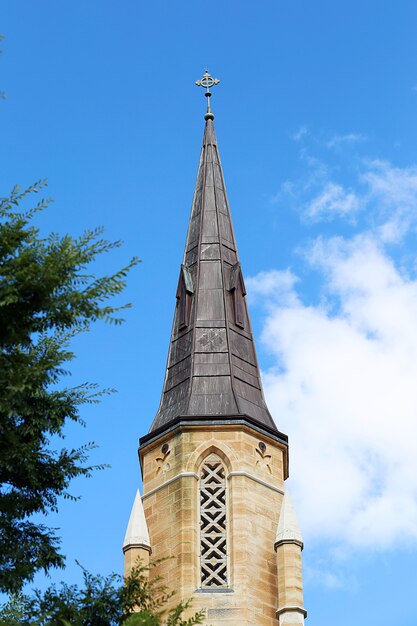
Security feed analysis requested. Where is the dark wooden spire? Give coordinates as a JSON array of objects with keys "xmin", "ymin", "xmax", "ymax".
[{"xmin": 146, "ymin": 119, "xmax": 285, "ymax": 442}]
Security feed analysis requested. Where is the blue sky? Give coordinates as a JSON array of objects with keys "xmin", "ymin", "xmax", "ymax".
[{"xmin": 2, "ymin": 2, "xmax": 417, "ymax": 625}]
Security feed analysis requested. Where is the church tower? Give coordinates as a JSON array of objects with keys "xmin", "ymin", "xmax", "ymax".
[{"xmin": 123, "ymin": 71, "xmax": 307, "ymax": 626}]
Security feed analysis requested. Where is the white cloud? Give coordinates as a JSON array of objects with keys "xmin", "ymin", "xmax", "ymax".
[
  {"xmin": 247, "ymin": 269, "xmax": 299, "ymax": 307},
  {"xmin": 306, "ymin": 182, "xmax": 361, "ymax": 220},
  {"xmin": 362, "ymin": 160, "xmax": 417, "ymax": 242},
  {"xmin": 261, "ymin": 139, "xmax": 417, "ymax": 583},
  {"xmin": 292, "ymin": 125, "xmax": 308, "ymax": 141},
  {"xmin": 326, "ymin": 133, "xmax": 366, "ymax": 148},
  {"xmin": 250, "ymin": 234, "xmax": 417, "ymax": 551},
  {"xmin": 281, "ymin": 157, "xmax": 417, "ymax": 233},
  {"xmin": 304, "ymin": 563, "xmax": 350, "ymax": 589}
]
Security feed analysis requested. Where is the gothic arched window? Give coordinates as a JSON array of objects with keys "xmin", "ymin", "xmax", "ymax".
[{"xmin": 199, "ymin": 453, "xmax": 228, "ymax": 588}]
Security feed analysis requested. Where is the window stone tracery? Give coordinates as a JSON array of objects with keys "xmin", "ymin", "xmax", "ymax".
[{"xmin": 199, "ymin": 453, "xmax": 228, "ymax": 588}]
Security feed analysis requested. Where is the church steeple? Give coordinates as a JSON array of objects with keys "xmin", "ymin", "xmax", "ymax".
[
  {"xmin": 145, "ymin": 78, "xmax": 287, "ymax": 452},
  {"xmin": 130, "ymin": 74, "xmax": 305, "ymax": 626}
]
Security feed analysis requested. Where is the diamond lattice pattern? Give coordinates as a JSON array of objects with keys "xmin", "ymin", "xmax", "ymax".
[{"xmin": 200, "ymin": 454, "xmax": 228, "ymax": 588}]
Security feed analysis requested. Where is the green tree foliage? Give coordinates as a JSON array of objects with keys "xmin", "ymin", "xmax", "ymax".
[
  {"xmin": 0, "ymin": 182, "xmax": 139, "ymax": 593},
  {"xmin": 0, "ymin": 562, "xmax": 206, "ymax": 626}
]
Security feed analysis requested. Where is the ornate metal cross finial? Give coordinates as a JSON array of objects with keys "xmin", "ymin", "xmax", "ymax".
[{"xmin": 196, "ymin": 69, "xmax": 220, "ymax": 121}]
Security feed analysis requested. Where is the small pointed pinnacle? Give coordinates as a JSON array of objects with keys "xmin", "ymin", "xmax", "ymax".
[
  {"xmin": 123, "ymin": 489, "xmax": 150, "ymax": 551},
  {"xmin": 275, "ymin": 490, "xmax": 304, "ymax": 550}
]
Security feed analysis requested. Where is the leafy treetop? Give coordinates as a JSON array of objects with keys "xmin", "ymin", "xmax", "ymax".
[
  {"xmin": 0, "ymin": 181, "xmax": 139, "ymax": 593},
  {"xmin": 0, "ymin": 561, "xmax": 206, "ymax": 626}
]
